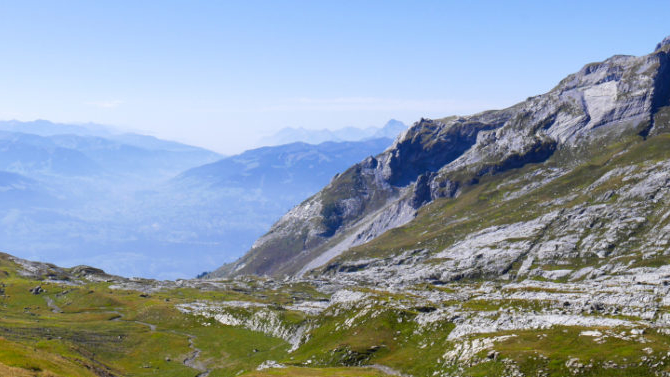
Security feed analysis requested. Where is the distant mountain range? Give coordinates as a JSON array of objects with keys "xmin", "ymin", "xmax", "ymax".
[
  {"xmin": 0, "ymin": 119, "xmax": 116, "ymax": 137},
  {"xmin": 0, "ymin": 120, "xmax": 397, "ymax": 279},
  {"xmin": 0, "ymin": 119, "xmax": 216, "ymax": 153},
  {"xmin": 130, "ymin": 138, "xmax": 394, "ymax": 278},
  {"xmin": 0, "ymin": 131, "xmax": 221, "ymax": 181},
  {"xmin": 258, "ymin": 119, "xmax": 407, "ymax": 146}
]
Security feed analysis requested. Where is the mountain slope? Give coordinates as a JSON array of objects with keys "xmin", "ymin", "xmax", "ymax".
[
  {"xmin": 0, "ymin": 119, "xmax": 220, "ymax": 153},
  {"xmin": 213, "ymin": 37, "xmax": 670, "ymax": 278},
  {"xmin": 124, "ymin": 138, "xmax": 396, "ymax": 277},
  {"xmin": 0, "ymin": 125, "xmax": 224, "ymax": 279},
  {"xmin": 0, "ymin": 123, "xmax": 392, "ymax": 279},
  {"xmin": 0, "ymin": 129, "xmax": 221, "ymax": 180},
  {"xmin": 174, "ymin": 138, "xmax": 393, "ymax": 194},
  {"xmin": 0, "ymin": 119, "xmax": 116, "ymax": 137}
]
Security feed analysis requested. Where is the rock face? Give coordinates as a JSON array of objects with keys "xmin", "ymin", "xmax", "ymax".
[
  {"xmin": 210, "ymin": 36, "xmax": 670, "ymax": 279},
  {"xmin": 657, "ymin": 36, "xmax": 670, "ymax": 52}
]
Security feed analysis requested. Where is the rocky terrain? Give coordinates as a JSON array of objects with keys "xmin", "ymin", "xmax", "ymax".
[
  {"xmin": 5, "ymin": 237, "xmax": 670, "ymax": 376},
  {"xmin": 3, "ymin": 37, "xmax": 670, "ymax": 376}
]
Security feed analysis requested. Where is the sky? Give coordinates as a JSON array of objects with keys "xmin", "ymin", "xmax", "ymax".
[{"xmin": 0, "ymin": 1, "xmax": 668, "ymax": 154}]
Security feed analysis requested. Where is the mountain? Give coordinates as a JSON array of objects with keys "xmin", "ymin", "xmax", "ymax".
[
  {"xmin": 0, "ymin": 171, "xmax": 53, "ymax": 208},
  {"xmin": 174, "ymin": 138, "xmax": 394, "ymax": 194},
  {"xmin": 46, "ymin": 133, "xmax": 221, "ymax": 179},
  {"xmin": 0, "ymin": 124, "xmax": 224, "ymax": 279},
  {"xmin": 371, "ymin": 118, "xmax": 409, "ymax": 139},
  {"xmin": 5, "ymin": 37, "xmax": 670, "ymax": 377},
  {"xmin": 213, "ymin": 37, "xmax": 670, "ymax": 281},
  {"xmin": 0, "ymin": 119, "xmax": 116, "ymax": 137},
  {"xmin": 0, "ymin": 120, "xmax": 221, "ymax": 177},
  {"xmin": 125, "ymin": 138, "xmax": 395, "ymax": 277},
  {"xmin": 0, "ymin": 131, "xmax": 101, "ymax": 177},
  {"xmin": 258, "ymin": 119, "xmax": 407, "ymax": 145},
  {"xmin": 0, "ymin": 125, "xmax": 393, "ymax": 279},
  {"xmin": 0, "ymin": 131, "xmax": 222, "ymax": 181}
]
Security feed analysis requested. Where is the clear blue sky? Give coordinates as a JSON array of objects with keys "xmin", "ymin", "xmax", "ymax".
[{"xmin": 0, "ymin": 1, "xmax": 668, "ymax": 154}]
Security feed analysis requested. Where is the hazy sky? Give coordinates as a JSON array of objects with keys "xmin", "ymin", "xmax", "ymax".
[{"xmin": 0, "ymin": 1, "xmax": 668, "ymax": 154}]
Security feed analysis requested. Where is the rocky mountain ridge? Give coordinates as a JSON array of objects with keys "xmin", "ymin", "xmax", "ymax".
[{"xmin": 212, "ymin": 36, "xmax": 670, "ymax": 279}]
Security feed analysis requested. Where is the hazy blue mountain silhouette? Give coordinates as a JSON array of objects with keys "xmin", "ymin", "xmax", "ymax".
[
  {"xmin": 259, "ymin": 119, "xmax": 407, "ymax": 146},
  {"xmin": 0, "ymin": 120, "xmax": 395, "ymax": 279},
  {"xmin": 131, "ymin": 138, "xmax": 395, "ymax": 278}
]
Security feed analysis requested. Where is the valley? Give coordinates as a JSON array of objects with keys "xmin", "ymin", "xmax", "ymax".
[{"xmin": 2, "ymin": 24, "xmax": 670, "ymax": 377}]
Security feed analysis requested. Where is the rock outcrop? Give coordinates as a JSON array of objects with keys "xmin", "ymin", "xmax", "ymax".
[{"xmin": 211, "ymin": 36, "xmax": 670, "ymax": 279}]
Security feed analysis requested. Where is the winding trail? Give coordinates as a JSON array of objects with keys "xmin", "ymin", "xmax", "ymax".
[
  {"xmin": 175, "ymin": 331, "xmax": 211, "ymax": 377},
  {"xmin": 134, "ymin": 320, "xmax": 157, "ymax": 331},
  {"xmin": 106, "ymin": 309, "xmax": 158, "ymax": 331},
  {"xmin": 67, "ymin": 306, "xmax": 209, "ymax": 376}
]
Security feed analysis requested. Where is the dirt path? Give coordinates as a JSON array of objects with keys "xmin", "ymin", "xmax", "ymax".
[
  {"xmin": 40, "ymin": 301, "xmax": 210, "ymax": 376},
  {"xmin": 108, "ymin": 309, "xmax": 209, "ymax": 376},
  {"xmin": 38, "ymin": 304, "xmax": 212, "ymax": 377},
  {"xmin": 176, "ymin": 332, "xmax": 211, "ymax": 377},
  {"xmin": 106, "ymin": 309, "xmax": 157, "ymax": 331},
  {"xmin": 134, "ymin": 320, "xmax": 157, "ymax": 331}
]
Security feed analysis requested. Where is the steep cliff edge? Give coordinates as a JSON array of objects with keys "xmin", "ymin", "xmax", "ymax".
[{"xmin": 210, "ymin": 37, "xmax": 670, "ymax": 279}]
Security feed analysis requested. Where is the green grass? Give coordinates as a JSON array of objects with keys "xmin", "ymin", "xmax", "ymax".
[
  {"xmin": 3, "ymin": 249, "xmax": 670, "ymax": 376},
  {"xmin": 488, "ymin": 327, "xmax": 670, "ymax": 376},
  {"xmin": 0, "ymin": 253, "xmax": 295, "ymax": 376}
]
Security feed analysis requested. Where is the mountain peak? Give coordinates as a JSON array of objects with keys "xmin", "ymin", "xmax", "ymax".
[
  {"xmin": 656, "ymin": 35, "xmax": 670, "ymax": 52},
  {"xmin": 383, "ymin": 119, "xmax": 403, "ymax": 127}
]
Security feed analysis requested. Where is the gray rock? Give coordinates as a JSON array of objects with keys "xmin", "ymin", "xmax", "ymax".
[{"xmin": 29, "ymin": 286, "xmax": 44, "ymax": 295}]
